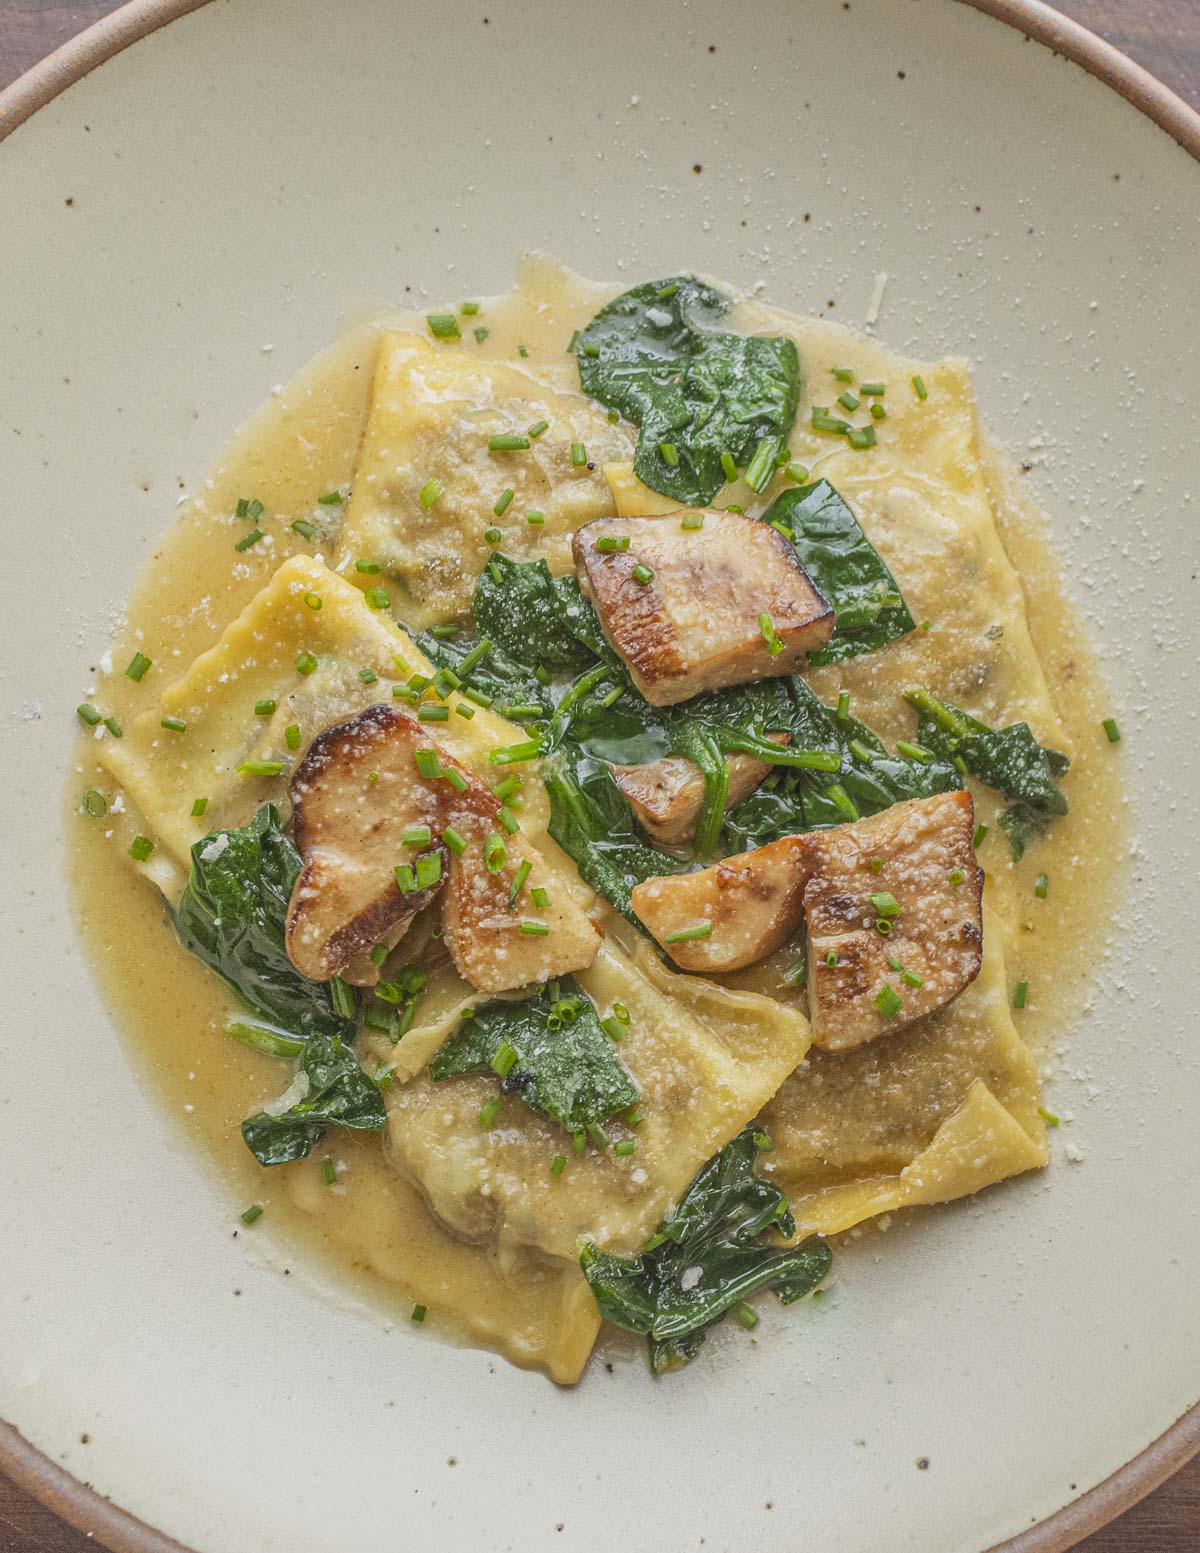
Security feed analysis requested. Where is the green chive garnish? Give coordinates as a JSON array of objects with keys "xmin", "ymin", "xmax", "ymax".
[
  {"xmin": 631, "ymin": 563, "xmax": 654, "ymax": 585},
  {"xmin": 295, "ymin": 651, "xmax": 317, "ymax": 676},
  {"xmin": 1037, "ymin": 1106, "xmax": 1060, "ymax": 1127},
  {"xmin": 128, "ymin": 835, "xmax": 154, "ymax": 862},
  {"xmin": 758, "ymin": 612, "xmax": 785, "ymax": 656},
  {"xmin": 948, "ymin": 868, "xmax": 966, "ymax": 887},
  {"xmin": 414, "ymin": 748, "xmax": 443, "ymax": 779},
  {"xmin": 236, "ymin": 759, "xmax": 286, "ymax": 777},
  {"xmin": 662, "ymin": 923, "xmax": 712, "ymax": 944},
  {"xmin": 191, "ymin": 797, "xmax": 208, "ymax": 817},
  {"xmin": 973, "ymin": 824, "xmax": 988, "ymax": 849},
  {"xmin": 875, "ymin": 984, "xmax": 904, "ymax": 1019},
  {"xmin": 595, "ymin": 534, "xmax": 630, "ymax": 553},
  {"xmin": 681, "ymin": 511, "xmax": 704, "ymax": 531},
  {"xmin": 1014, "ymin": 979, "xmax": 1029, "ymax": 1009},
  {"xmin": 411, "ymin": 1304, "xmax": 427, "ymax": 1322},
  {"xmin": 488, "ymin": 434, "xmax": 531, "ymax": 452},
  {"xmin": 1102, "ymin": 718, "xmax": 1121, "ymax": 744},
  {"xmin": 613, "ymin": 1139, "xmax": 636, "ymax": 1157},
  {"xmin": 912, "ymin": 374, "xmax": 928, "ymax": 400},
  {"xmin": 489, "ymin": 739, "xmax": 541, "ymax": 765},
  {"xmin": 364, "ymin": 589, "xmax": 390, "ymax": 610},
  {"xmin": 125, "ymin": 652, "xmax": 152, "ymax": 681},
  {"xmin": 419, "ymin": 478, "xmax": 442, "ymax": 509},
  {"xmin": 442, "ymin": 826, "xmax": 467, "ymax": 857},
  {"xmin": 570, "ymin": 442, "xmax": 587, "ymax": 466},
  {"xmin": 240, "ymin": 1204, "xmax": 264, "ymax": 1225},
  {"xmin": 659, "ymin": 442, "xmax": 679, "ymax": 468},
  {"xmin": 76, "ymin": 703, "xmax": 102, "ymax": 726},
  {"xmin": 427, "ymin": 313, "xmax": 460, "ymax": 339},
  {"xmin": 81, "ymin": 787, "xmax": 107, "ymax": 817},
  {"xmin": 478, "ymin": 1095, "xmax": 502, "ymax": 1129},
  {"xmin": 527, "ymin": 419, "xmax": 549, "ymax": 439},
  {"xmin": 160, "ymin": 716, "xmax": 187, "ymax": 733},
  {"xmin": 234, "ymin": 529, "xmax": 264, "ymax": 552},
  {"xmin": 493, "ymin": 489, "xmax": 514, "ymax": 517},
  {"xmin": 255, "ymin": 699, "xmax": 277, "ymax": 717},
  {"xmin": 1034, "ymin": 873, "xmax": 1049, "ymax": 899},
  {"xmin": 518, "ymin": 921, "xmax": 550, "ymax": 936},
  {"xmin": 526, "ymin": 509, "xmax": 545, "ymax": 525},
  {"xmin": 550, "ymin": 1155, "xmax": 566, "ymax": 1177},
  {"xmin": 284, "ymin": 724, "xmax": 301, "ymax": 750}
]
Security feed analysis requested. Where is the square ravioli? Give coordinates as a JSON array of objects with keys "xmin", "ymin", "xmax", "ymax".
[{"xmin": 335, "ymin": 331, "xmax": 633, "ymax": 627}]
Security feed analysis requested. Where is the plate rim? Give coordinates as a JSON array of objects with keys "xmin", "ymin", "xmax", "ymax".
[{"xmin": 0, "ymin": 2, "xmax": 1196, "ymax": 1550}]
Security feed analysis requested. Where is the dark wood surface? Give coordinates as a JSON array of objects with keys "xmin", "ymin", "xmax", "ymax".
[{"xmin": 0, "ymin": 1, "xmax": 1196, "ymax": 1549}]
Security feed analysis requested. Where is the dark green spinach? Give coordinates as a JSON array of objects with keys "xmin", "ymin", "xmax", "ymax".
[
  {"xmin": 430, "ymin": 976, "xmax": 639, "ymax": 1136},
  {"xmin": 241, "ymin": 1032, "xmax": 386, "ymax": 1166},
  {"xmin": 473, "ymin": 554, "xmax": 598, "ymax": 676},
  {"xmin": 724, "ymin": 680, "xmax": 961, "ymax": 851},
  {"xmin": 762, "ymin": 480, "xmax": 915, "ymax": 663},
  {"xmin": 904, "ymin": 687, "xmax": 1069, "ymax": 859},
  {"xmin": 174, "ymin": 804, "xmax": 352, "ymax": 1043},
  {"xmin": 577, "ymin": 276, "xmax": 801, "ymax": 506},
  {"xmin": 414, "ymin": 628, "xmax": 553, "ymax": 721},
  {"xmin": 580, "ymin": 1126, "xmax": 832, "ymax": 1372}
]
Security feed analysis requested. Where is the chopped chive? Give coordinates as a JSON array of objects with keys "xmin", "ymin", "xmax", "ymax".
[
  {"xmin": 1014, "ymin": 979, "xmax": 1029, "ymax": 1010},
  {"xmin": 369, "ymin": 942, "xmax": 389, "ymax": 967},
  {"xmin": 681, "ymin": 511, "xmax": 705, "ymax": 531},
  {"xmin": 318, "ymin": 490, "xmax": 343, "ymax": 506},
  {"xmin": 860, "ymin": 382, "xmax": 886, "ymax": 397},
  {"xmin": 496, "ymin": 806, "xmax": 519, "ymax": 835},
  {"xmin": 786, "ymin": 462, "xmax": 810, "ymax": 484},
  {"xmin": 832, "ymin": 367, "xmax": 855, "ymax": 382},
  {"xmin": 601, "ymin": 1015, "xmax": 626, "ymax": 1042},
  {"xmin": 948, "ymin": 868, "xmax": 966, "ymax": 887},
  {"xmin": 719, "ymin": 451, "xmax": 738, "ymax": 483},
  {"xmin": 1102, "ymin": 717, "xmax": 1121, "ymax": 744},
  {"xmin": 284, "ymin": 724, "xmax": 301, "ymax": 751},
  {"xmin": 394, "ymin": 863, "xmax": 417, "ymax": 893},
  {"xmin": 295, "ymin": 651, "xmax": 318, "ymax": 676},
  {"xmin": 489, "ymin": 739, "xmax": 541, "ymax": 765},
  {"xmin": 812, "ymin": 408, "xmax": 852, "ymax": 435},
  {"xmin": 581, "ymin": 341, "xmax": 600, "ymax": 358},
  {"xmin": 364, "ymin": 589, "xmax": 390, "ymax": 610},
  {"xmin": 414, "ymin": 749, "xmax": 443, "ymax": 781},
  {"xmin": 835, "ymin": 690, "xmax": 852, "ymax": 722},
  {"xmin": 725, "ymin": 503, "xmax": 745, "ymax": 514},
  {"xmin": 358, "ymin": 668, "xmax": 379, "ymax": 688},
  {"xmin": 408, "ymin": 673, "xmax": 432, "ymax": 694},
  {"xmin": 587, "ymin": 1123, "xmax": 610, "ymax": 1151},
  {"xmin": 758, "ymin": 612, "xmax": 785, "ymax": 656},
  {"xmin": 838, "ymin": 391, "xmax": 860, "ymax": 412},
  {"xmin": 411, "ymin": 1303, "xmax": 428, "ymax": 1323},
  {"xmin": 81, "ymin": 787, "xmax": 107, "ymax": 817},
  {"xmin": 875, "ymin": 984, "xmax": 904, "ymax": 1019},
  {"xmin": 473, "ymin": 326, "xmax": 489, "ymax": 344},
  {"xmin": 1037, "ymin": 1106, "xmax": 1060, "ymax": 1127},
  {"xmin": 507, "ymin": 858, "xmax": 533, "ymax": 908},
  {"xmin": 870, "ymin": 403, "xmax": 887, "ymax": 421},
  {"xmin": 255, "ymin": 698, "xmax": 277, "ymax": 717},
  {"xmin": 631, "ymin": 563, "xmax": 654, "ymax": 585},
  {"xmin": 973, "ymin": 823, "xmax": 989, "ymax": 849},
  {"xmin": 103, "ymin": 716, "xmax": 123, "ymax": 738},
  {"xmin": 595, "ymin": 534, "xmax": 630, "ymax": 554},
  {"xmin": 875, "ymin": 918, "xmax": 893, "ymax": 936},
  {"xmin": 76, "ymin": 703, "xmax": 102, "ymax": 726},
  {"xmin": 613, "ymin": 1139, "xmax": 636, "ymax": 1157},
  {"xmin": 825, "ymin": 949, "xmax": 839, "ymax": 967},
  {"xmin": 752, "ymin": 1131, "xmax": 773, "ymax": 1152},
  {"xmin": 1034, "ymin": 873, "xmax": 1049, "ymax": 899},
  {"xmin": 125, "ymin": 651, "xmax": 153, "ymax": 681},
  {"xmin": 355, "ymin": 558, "xmax": 381, "ymax": 574},
  {"xmin": 403, "ymin": 824, "xmax": 432, "ymax": 847},
  {"xmin": 550, "ymin": 1154, "xmax": 566, "ymax": 1177},
  {"xmin": 235, "ymin": 498, "xmax": 249, "ymax": 519},
  {"xmin": 491, "ymin": 1040, "xmax": 519, "ymax": 1078},
  {"xmin": 531, "ymin": 886, "xmax": 550, "ymax": 908},
  {"xmin": 444, "ymin": 767, "xmax": 468, "ymax": 793},
  {"xmin": 478, "ymin": 1095, "xmax": 502, "ymax": 1129},
  {"xmin": 566, "ymin": 329, "xmax": 580, "ymax": 354},
  {"xmin": 292, "ymin": 519, "xmax": 319, "ymax": 540},
  {"xmin": 782, "ymin": 958, "xmax": 808, "ymax": 989},
  {"xmin": 128, "ymin": 835, "xmax": 154, "ymax": 862},
  {"xmin": 662, "ymin": 923, "xmax": 712, "ymax": 944},
  {"xmin": 901, "ymin": 968, "xmax": 924, "ymax": 989},
  {"xmin": 518, "ymin": 344, "xmax": 529, "ymax": 358},
  {"xmin": 240, "ymin": 1204, "xmax": 264, "ymax": 1225},
  {"xmin": 416, "ymin": 852, "xmax": 443, "ymax": 889},
  {"xmin": 304, "ymin": 592, "xmax": 322, "ymax": 612},
  {"xmin": 526, "ymin": 509, "xmax": 545, "ymax": 526},
  {"xmin": 869, "ymin": 891, "xmax": 901, "ymax": 917},
  {"xmin": 488, "ymin": 434, "xmax": 531, "ymax": 452},
  {"xmin": 744, "ymin": 437, "xmax": 779, "ymax": 493},
  {"xmin": 656, "ymin": 283, "xmax": 679, "ymax": 300},
  {"xmin": 160, "ymin": 716, "xmax": 187, "ymax": 733},
  {"xmin": 527, "ymin": 419, "xmax": 549, "ymax": 439},
  {"xmin": 417, "ymin": 704, "xmax": 450, "ymax": 723},
  {"xmin": 455, "ymin": 703, "xmax": 475, "ymax": 720},
  {"xmin": 427, "ymin": 312, "xmax": 460, "ymax": 339},
  {"xmin": 236, "ymin": 759, "xmax": 286, "ymax": 777},
  {"xmin": 493, "ymin": 489, "xmax": 514, "ymax": 517},
  {"xmin": 887, "ymin": 955, "xmax": 903, "ymax": 973},
  {"xmin": 321, "ymin": 1157, "xmax": 337, "ymax": 1186},
  {"xmin": 234, "ymin": 528, "xmax": 264, "ymax": 552},
  {"xmin": 869, "ymin": 857, "xmax": 884, "ymax": 873},
  {"xmin": 570, "ymin": 442, "xmax": 587, "ymax": 467},
  {"xmin": 519, "ymin": 920, "xmax": 550, "ymax": 936},
  {"xmin": 659, "ymin": 442, "xmax": 680, "ymax": 468},
  {"xmin": 461, "ymin": 301, "xmax": 480, "ymax": 316},
  {"xmin": 330, "ymin": 975, "xmax": 356, "ymax": 1019},
  {"xmin": 442, "ymin": 826, "xmax": 467, "ymax": 858},
  {"xmin": 484, "ymin": 832, "xmax": 507, "ymax": 873},
  {"xmin": 912, "ymin": 374, "xmax": 928, "ymax": 401},
  {"xmin": 191, "ymin": 797, "xmax": 208, "ymax": 817},
  {"xmin": 848, "ymin": 425, "xmax": 877, "ymax": 450},
  {"xmin": 419, "ymin": 478, "xmax": 442, "ymax": 509},
  {"xmin": 243, "ymin": 498, "xmax": 264, "ymax": 520},
  {"xmin": 732, "ymin": 1302, "xmax": 759, "ymax": 1331}
]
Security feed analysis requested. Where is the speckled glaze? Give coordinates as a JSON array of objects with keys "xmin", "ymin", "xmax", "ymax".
[{"xmin": 0, "ymin": 3, "xmax": 1197, "ymax": 1553}]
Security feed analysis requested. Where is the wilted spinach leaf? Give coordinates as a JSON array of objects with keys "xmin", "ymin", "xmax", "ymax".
[
  {"xmin": 473, "ymin": 554, "xmax": 597, "ymax": 676},
  {"xmin": 904, "ymin": 687, "xmax": 1068, "ymax": 859},
  {"xmin": 724, "ymin": 679, "xmax": 961, "ymax": 851},
  {"xmin": 241, "ymin": 1032, "xmax": 386, "ymax": 1166},
  {"xmin": 174, "ymin": 804, "xmax": 351, "ymax": 1043},
  {"xmin": 577, "ymin": 276, "xmax": 801, "ymax": 506},
  {"xmin": 415, "ymin": 627, "xmax": 552, "ymax": 721},
  {"xmin": 431, "ymin": 976, "xmax": 638, "ymax": 1135},
  {"xmin": 580, "ymin": 1126, "xmax": 831, "ymax": 1372},
  {"xmin": 762, "ymin": 480, "xmax": 915, "ymax": 664}
]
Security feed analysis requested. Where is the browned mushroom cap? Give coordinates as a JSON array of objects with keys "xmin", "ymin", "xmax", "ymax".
[
  {"xmin": 573, "ymin": 510, "xmax": 834, "ymax": 707},
  {"xmin": 800, "ymin": 790, "xmax": 983, "ymax": 1050},
  {"xmin": 611, "ymin": 735, "xmax": 789, "ymax": 849},
  {"xmin": 285, "ymin": 705, "xmax": 447, "ymax": 982},
  {"xmin": 439, "ymin": 769, "xmax": 602, "ymax": 994},
  {"xmin": 630, "ymin": 835, "xmax": 809, "ymax": 972}
]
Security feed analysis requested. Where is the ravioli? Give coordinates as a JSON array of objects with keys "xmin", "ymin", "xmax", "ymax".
[
  {"xmin": 384, "ymin": 938, "xmax": 810, "ymax": 1261},
  {"xmin": 758, "ymin": 899, "xmax": 1047, "ymax": 1237},
  {"xmin": 335, "ymin": 332, "xmax": 633, "ymax": 627},
  {"xmin": 98, "ymin": 555, "xmax": 560, "ymax": 881}
]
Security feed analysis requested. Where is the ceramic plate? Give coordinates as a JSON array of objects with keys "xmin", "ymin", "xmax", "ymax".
[{"xmin": 1, "ymin": 3, "xmax": 1197, "ymax": 1550}]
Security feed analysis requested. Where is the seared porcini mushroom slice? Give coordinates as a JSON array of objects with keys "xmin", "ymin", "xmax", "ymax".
[
  {"xmin": 573, "ymin": 510, "xmax": 834, "ymax": 707},
  {"xmin": 800, "ymin": 790, "xmax": 983, "ymax": 1051},
  {"xmin": 439, "ymin": 767, "xmax": 602, "ymax": 995},
  {"xmin": 611, "ymin": 735, "xmax": 789, "ymax": 849},
  {"xmin": 286, "ymin": 705, "xmax": 447, "ymax": 981},
  {"xmin": 631, "ymin": 835, "xmax": 809, "ymax": 972}
]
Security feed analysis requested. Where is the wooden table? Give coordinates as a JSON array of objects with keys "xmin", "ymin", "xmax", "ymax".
[{"xmin": 0, "ymin": 1, "xmax": 1196, "ymax": 1548}]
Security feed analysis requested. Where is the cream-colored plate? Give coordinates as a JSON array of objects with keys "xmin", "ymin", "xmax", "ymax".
[{"xmin": 1, "ymin": 3, "xmax": 1197, "ymax": 1551}]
